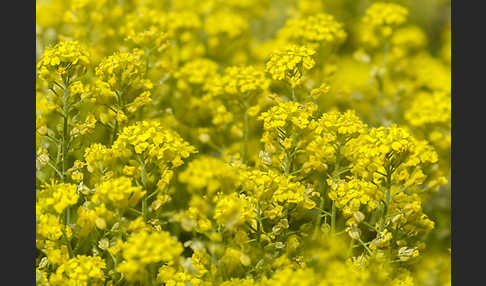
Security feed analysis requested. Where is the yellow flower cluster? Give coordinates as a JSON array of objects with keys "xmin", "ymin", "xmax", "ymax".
[
  {"xmin": 166, "ymin": 11, "xmax": 202, "ymax": 37},
  {"xmin": 408, "ymin": 53, "xmax": 451, "ymax": 92},
  {"xmin": 92, "ymin": 176, "xmax": 146, "ymax": 210},
  {"xmin": 214, "ymin": 192, "xmax": 255, "ymax": 230},
  {"xmin": 122, "ymin": 9, "xmax": 169, "ymax": 52},
  {"xmin": 157, "ymin": 267, "xmax": 205, "ymax": 286},
  {"xmin": 37, "ymin": 40, "xmax": 90, "ymax": 83},
  {"xmin": 176, "ymin": 196, "xmax": 213, "ymax": 232},
  {"xmin": 344, "ymin": 125, "xmax": 438, "ymax": 181},
  {"xmin": 405, "ymin": 90, "xmax": 451, "ymax": 154},
  {"xmin": 240, "ymin": 169, "xmax": 316, "ymax": 209},
  {"xmin": 389, "ymin": 193, "xmax": 435, "ymax": 234},
  {"xmin": 363, "ymin": 2, "xmax": 408, "ymax": 38},
  {"xmin": 36, "ymin": 211, "xmax": 68, "ymax": 241},
  {"xmin": 208, "ymin": 66, "xmax": 269, "ymax": 99},
  {"xmin": 117, "ymin": 230, "xmax": 183, "ymax": 281},
  {"xmin": 277, "ymin": 13, "xmax": 347, "ymax": 47},
  {"xmin": 93, "ymin": 49, "xmax": 155, "ymax": 123},
  {"xmin": 261, "ymin": 267, "xmax": 318, "ymax": 286},
  {"xmin": 36, "ymin": 0, "xmax": 450, "ymax": 285},
  {"xmin": 328, "ymin": 177, "xmax": 382, "ymax": 217},
  {"xmin": 111, "ymin": 120, "xmax": 197, "ymax": 168},
  {"xmin": 175, "ymin": 58, "xmax": 219, "ymax": 88},
  {"xmin": 83, "ymin": 143, "xmax": 114, "ymax": 174},
  {"xmin": 259, "ymin": 101, "xmax": 317, "ymax": 158},
  {"xmin": 265, "ymin": 45, "xmax": 316, "ymax": 88},
  {"xmin": 259, "ymin": 100, "xmax": 316, "ymax": 131},
  {"xmin": 75, "ymin": 202, "xmax": 114, "ymax": 236},
  {"xmin": 49, "ymin": 255, "xmax": 106, "ymax": 286},
  {"xmin": 306, "ymin": 110, "xmax": 368, "ymax": 170},
  {"xmin": 204, "ymin": 11, "xmax": 249, "ymax": 41},
  {"xmin": 178, "ymin": 156, "xmax": 239, "ymax": 197},
  {"xmin": 390, "ymin": 26, "xmax": 428, "ymax": 58},
  {"xmin": 405, "ymin": 91, "xmax": 451, "ymax": 128},
  {"xmin": 37, "ymin": 181, "xmax": 79, "ymax": 215},
  {"xmin": 95, "ymin": 49, "xmax": 151, "ymax": 95}
]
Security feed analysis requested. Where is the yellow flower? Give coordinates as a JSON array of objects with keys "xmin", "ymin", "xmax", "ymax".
[
  {"xmin": 36, "ymin": 213, "xmax": 65, "ymax": 241},
  {"xmin": 117, "ymin": 230, "xmax": 183, "ymax": 282},
  {"xmin": 76, "ymin": 203, "xmax": 114, "ymax": 237},
  {"xmin": 92, "ymin": 176, "xmax": 146, "ymax": 210},
  {"xmin": 405, "ymin": 91, "xmax": 451, "ymax": 128},
  {"xmin": 344, "ymin": 125, "xmax": 438, "ymax": 181},
  {"xmin": 95, "ymin": 49, "xmax": 153, "ymax": 115},
  {"xmin": 204, "ymin": 11, "xmax": 248, "ymax": 40},
  {"xmin": 49, "ymin": 255, "xmax": 106, "ymax": 286},
  {"xmin": 37, "ymin": 40, "xmax": 90, "ymax": 83},
  {"xmin": 178, "ymin": 156, "xmax": 239, "ymax": 197},
  {"xmin": 363, "ymin": 2, "xmax": 408, "ymax": 38},
  {"xmin": 37, "ymin": 181, "xmax": 79, "ymax": 215},
  {"xmin": 240, "ymin": 168, "xmax": 316, "ymax": 209},
  {"xmin": 265, "ymin": 45, "xmax": 316, "ymax": 88},
  {"xmin": 206, "ymin": 65, "xmax": 269, "ymax": 98},
  {"xmin": 175, "ymin": 58, "xmax": 219, "ymax": 88},
  {"xmin": 328, "ymin": 177, "xmax": 382, "ymax": 217},
  {"xmin": 213, "ymin": 192, "xmax": 254, "ymax": 230},
  {"xmin": 306, "ymin": 110, "xmax": 367, "ymax": 170},
  {"xmin": 258, "ymin": 101, "xmax": 318, "ymax": 164},
  {"xmin": 111, "ymin": 120, "xmax": 197, "ymax": 169},
  {"xmin": 84, "ymin": 143, "xmax": 114, "ymax": 173},
  {"xmin": 277, "ymin": 13, "xmax": 347, "ymax": 46}
]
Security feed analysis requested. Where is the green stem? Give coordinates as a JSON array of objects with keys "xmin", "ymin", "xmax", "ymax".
[
  {"xmin": 66, "ymin": 208, "xmax": 71, "ymax": 225},
  {"xmin": 108, "ymin": 251, "xmax": 118, "ymax": 283},
  {"xmin": 358, "ymin": 238, "xmax": 373, "ymax": 255},
  {"xmin": 362, "ymin": 221, "xmax": 378, "ymax": 232},
  {"xmin": 61, "ymin": 83, "xmax": 70, "ymax": 182},
  {"xmin": 242, "ymin": 100, "xmax": 249, "ymax": 164},
  {"xmin": 148, "ymin": 264, "xmax": 155, "ymax": 286},
  {"xmin": 61, "ymin": 80, "xmax": 72, "ymax": 227},
  {"xmin": 256, "ymin": 202, "xmax": 263, "ymax": 246},
  {"xmin": 331, "ymin": 202, "xmax": 336, "ymax": 234},
  {"xmin": 61, "ymin": 227, "xmax": 74, "ymax": 258},
  {"xmin": 137, "ymin": 156, "xmax": 149, "ymax": 221},
  {"xmin": 378, "ymin": 172, "xmax": 392, "ymax": 233},
  {"xmin": 291, "ymin": 87, "xmax": 296, "ymax": 101},
  {"xmin": 383, "ymin": 41, "xmax": 389, "ymax": 69},
  {"xmin": 283, "ymin": 151, "xmax": 291, "ymax": 175},
  {"xmin": 46, "ymin": 160, "xmax": 63, "ymax": 179},
  {"xmin": 145, "ymin": 48, "xmax": 150, "ymax": 75},
  {"xmin": 142, "ymin": 195, "xmax": 148, "ymax": 221},
  {"xmin": 330, "ymin": 144, "xmax": 342, "ymax": 235},
  {"xmin": 347, "ymin": 238, "xmax": 355, "ymax": 257},
  {"xmin": 313, "ymin": 182, "xmax": 326, "ymax": 239},
  {"xmin": 112, "ymin": 89, "xmax": 125, "ymax": 143},
  {"xmin": 111, "ymin": 119, "xmax": 118, "ymax": 145},
  {"xmin": 128, "ymin": 208, "xmax": 143, "ymax": 216}
]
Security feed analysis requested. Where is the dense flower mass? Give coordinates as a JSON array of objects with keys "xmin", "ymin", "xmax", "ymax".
[
  {"xmin": 117, "ymin": 230, "xmax": 183, "ymax": 282},
  {"xmin": 48, "ymin": 255, "xmax": 106, "ymax": 286},
  {"xmin": 111, "ymin": 120, "xmax": 197, "ymax": 167},
  {"xmin": 210, "ymin": 65, "xmax": 270, "ymax": 98},
  {"xmin": 363, "ymin": 2, "xmax": 409, "ymax": 38},
  {"xmin": 36, "ymin": 1, "xmax": 450, "ymax": 285},
  {"xmin": 37, "ymin": 40, "xmax": 90, "ymax": 83},
  {"xmin": 277, "ymin": 13, "xmax": 347, "ymax": 47},
  {"xmin": 265, "ymin": 45, "xmax": 316, "ymax": 88},
  {"xmin": 92, "ymin": 176, "xmax": 146, "ymax": 209}
]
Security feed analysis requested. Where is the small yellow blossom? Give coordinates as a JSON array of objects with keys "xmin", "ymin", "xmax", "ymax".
[
  {"xmin": 265, "ymin": 45, "xmax": 316, "ymax": 88},
  {"xmin": 49, "ymin": 255, "xmax": 106, "ymax": 286}
]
